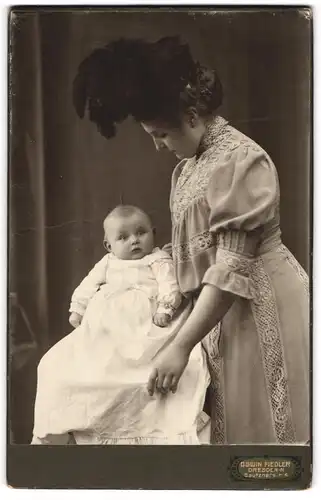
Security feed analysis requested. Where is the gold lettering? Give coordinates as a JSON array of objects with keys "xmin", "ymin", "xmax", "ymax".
[
  {"xmin": 239, "ymin": 458, "xmax": 293, "ymax": 479},
  {"xmin": 269, "ymin": 461, "xmax": 291, "ymax": 468}
]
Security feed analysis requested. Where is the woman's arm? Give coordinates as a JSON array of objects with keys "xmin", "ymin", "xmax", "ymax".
[
  {"xmin": 174, "ymin": 284, "xmax": 234, "ymax": 351},
  {"xmin": 147, "ymin": 146, "xmax": 278, "ymax": 396},
  {"xmin": 147, "ymin": 284, "xmax": 235, "ymax": 395}
]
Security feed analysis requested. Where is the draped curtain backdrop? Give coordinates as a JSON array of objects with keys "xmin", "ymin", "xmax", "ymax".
[{"xmin": 9, "ymin": 9, "xmax": 311, "ymax": 442}]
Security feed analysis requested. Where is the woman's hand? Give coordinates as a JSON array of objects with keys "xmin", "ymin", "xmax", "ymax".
[{"xmin": 147, "ymin": 343, "xmax": 190, "ymax": 396}]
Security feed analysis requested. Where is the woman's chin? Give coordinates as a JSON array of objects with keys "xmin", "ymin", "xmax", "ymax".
[{"xmin": 174, "ymin": 151, "xmax": 195, "ymax": 160}]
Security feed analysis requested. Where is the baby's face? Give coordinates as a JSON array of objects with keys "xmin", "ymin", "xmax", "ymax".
[{"xmin": 105, "ymin": 212, "xmax": 155, "ymax": 260}]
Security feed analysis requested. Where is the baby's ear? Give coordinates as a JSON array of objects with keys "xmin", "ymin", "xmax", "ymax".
[
  {"xmin": 152, "ymin": 227, "xmax": 156, "ymax": 237},
  {"xmin": 103, "ymin": 240, "xmax": 111, "ymax": 252}
]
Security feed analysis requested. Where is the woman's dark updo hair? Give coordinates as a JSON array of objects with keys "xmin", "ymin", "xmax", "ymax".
[{"xmin": 73, "ymin": 36, "xmax": 223, "ymax": 139}]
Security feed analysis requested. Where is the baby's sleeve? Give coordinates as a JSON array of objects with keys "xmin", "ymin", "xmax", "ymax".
[
  {"xmin": 69, "ymin": 255, "xmax": 108, "ymax": 316},
  {"xmin": 150, "ymin": 256, "xmax": 182, "ymax": 317}
]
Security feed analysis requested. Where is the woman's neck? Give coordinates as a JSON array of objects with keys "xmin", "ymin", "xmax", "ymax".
[{"xmin": 196, "ymin": 114, "xmax": 227, "ymax": 157}]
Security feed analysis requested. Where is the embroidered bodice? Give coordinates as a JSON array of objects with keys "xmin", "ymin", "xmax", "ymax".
[{"xmin": 169, "ymin": 116, "xmax": 282, "ymax": 297}]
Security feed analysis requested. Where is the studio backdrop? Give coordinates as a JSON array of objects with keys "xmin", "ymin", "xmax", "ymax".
[{"xmin": 9, "ymin": 9, "xmax": 311, "ymax": 443}]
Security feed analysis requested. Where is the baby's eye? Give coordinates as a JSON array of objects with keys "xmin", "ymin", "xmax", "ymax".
[
  {"xmin": 137, "ymin": 229, "xmax": 146, "ymax": 236},
  {"xmin": 118, "ymin": 235, "xmax": 127, "ymax": 241}
]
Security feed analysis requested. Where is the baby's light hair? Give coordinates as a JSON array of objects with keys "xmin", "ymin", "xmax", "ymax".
[{"xmin": 104, "ymin": 205, "xmax": 152, "ymax": 229}]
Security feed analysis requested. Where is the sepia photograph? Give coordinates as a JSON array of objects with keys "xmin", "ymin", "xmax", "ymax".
[{"xmin": 7, "ymin": 5, "xmax": 312, "ymax": 489}]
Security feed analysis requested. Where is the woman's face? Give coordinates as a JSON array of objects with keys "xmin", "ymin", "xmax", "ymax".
[{"xmin": 141, "ymin": 115, "xmax": 205, "ymax": 160}]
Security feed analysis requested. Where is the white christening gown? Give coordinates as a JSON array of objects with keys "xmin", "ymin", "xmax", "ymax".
[{"xmin": 32, "ymin": 248, "xmax": 210, "ymax": 445}]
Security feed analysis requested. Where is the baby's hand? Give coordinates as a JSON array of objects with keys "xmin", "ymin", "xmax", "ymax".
[
  {"xmin": 69, "ymin": 312, "xmax": 82, "ymax": 328},
  {"xmin": 153, "ymin": 313, "xmax": 171, "ymax": 328}
]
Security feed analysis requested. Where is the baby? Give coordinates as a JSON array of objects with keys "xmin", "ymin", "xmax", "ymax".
[
  {"xmin": 32, "ymin": 205, "xmax": 210, "ymax": 445},
  {"xmin": 69, "ymin": 205, "xmax": 175, "ymax": 330}
]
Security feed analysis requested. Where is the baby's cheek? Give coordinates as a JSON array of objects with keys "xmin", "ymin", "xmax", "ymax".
[{"xmin": 147, "ymin": 235, "xmax": 155, "ymax": 249}]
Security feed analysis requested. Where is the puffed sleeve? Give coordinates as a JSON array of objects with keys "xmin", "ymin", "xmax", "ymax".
[
  {"xmin": 69, "ymin": 255, "xmax": 108, "ymax": 316},
  {"xmin": 150, "ymin": 255, "xmax": 182, "ymax": 317},
  {"xmin": 202, "ymin": 144, "xmax": 278, "ymax": 299}
]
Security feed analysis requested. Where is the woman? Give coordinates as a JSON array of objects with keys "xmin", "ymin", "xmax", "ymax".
[{"xmin": 73, "ymin": 36, "xmax": 309, "ymax": 444}]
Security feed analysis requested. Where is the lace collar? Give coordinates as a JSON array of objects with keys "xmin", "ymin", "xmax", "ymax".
[{"xmin": 196, "ymin": 115, "xmax": 228, "ymax": 157}]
